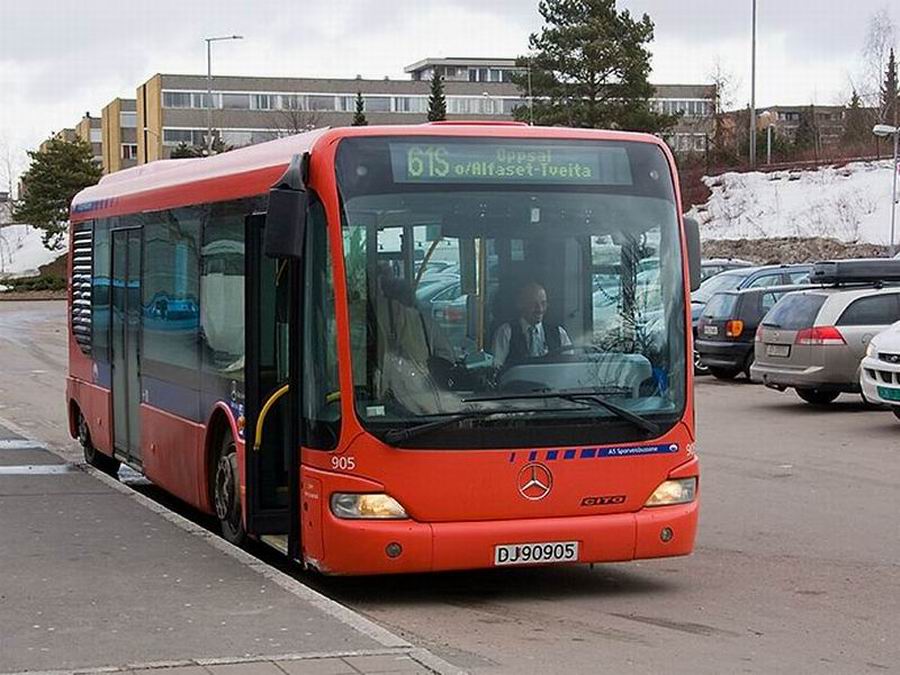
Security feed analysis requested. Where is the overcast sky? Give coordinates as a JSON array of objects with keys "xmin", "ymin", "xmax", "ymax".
[{"xmin": 1, "ymin": 0, "xmax": 898, "ymax": 184}]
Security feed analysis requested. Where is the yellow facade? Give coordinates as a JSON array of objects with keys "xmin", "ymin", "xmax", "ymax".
[
  {"xmin": 137, "ymin": 75, "xmax": 163, "ymax": 164},
  {"xmin": 102, "ymin": 99, "xmax": 123, "ymax": 174}
]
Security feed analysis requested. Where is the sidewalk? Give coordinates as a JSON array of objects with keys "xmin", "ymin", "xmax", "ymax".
[{"xmin": 0, "ymin": 422, "xmax": 460, "ymax": 675}]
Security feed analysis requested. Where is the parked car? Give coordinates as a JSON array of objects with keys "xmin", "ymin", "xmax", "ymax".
[
  {"xmin": 859, "ymin": 322, "xmax": 900, "ymax": 419},
  {"xmin": 700, "ymin": 258, "xmax": 753, "ymax": 282},
  {"xmin": 752, "ymin": 286, "xmax": 900, "ymax": 404},
  {"xmin": 691, "ymin": 263, "xmax": 813, "ymax": 374},
  {"xmin": 696, "ymin": 284, "xmax": 817, "ymax": 380}
]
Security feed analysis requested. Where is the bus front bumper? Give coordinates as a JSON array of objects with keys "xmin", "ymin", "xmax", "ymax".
[{"xmin": 312, "ymin": 500, "xmax": 698, "ymax": 575}]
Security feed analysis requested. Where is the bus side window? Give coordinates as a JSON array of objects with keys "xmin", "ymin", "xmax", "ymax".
[{"xmin": 303, "ymin": 197, "xmax": 340, "ymax": 450}]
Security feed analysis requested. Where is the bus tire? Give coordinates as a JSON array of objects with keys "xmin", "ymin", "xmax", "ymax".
[
  {"xmin": 77, "ymin": 410, "xmax": 120, "ymax": 478},
  {"xmin": 796, "ymin": 388, "xmax": 839, "ymax": 405},
  {"xmin": 214, "ymin": 433, "xmax": 246, "ymax": 546}
]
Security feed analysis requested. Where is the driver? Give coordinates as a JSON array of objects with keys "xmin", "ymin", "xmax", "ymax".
[{"xmin": 491, "ymin": 281, "xmax": 571, "ymax": 369}]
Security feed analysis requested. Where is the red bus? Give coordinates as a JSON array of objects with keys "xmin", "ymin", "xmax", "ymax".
[{"xmin": 67, "ymin": 123, "xmax": 701, "ymax": 575}]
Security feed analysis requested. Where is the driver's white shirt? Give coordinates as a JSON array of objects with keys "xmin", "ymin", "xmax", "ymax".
[{"xmin": 492, "ymin": 318, "xmax": 572, "ymax": 368}]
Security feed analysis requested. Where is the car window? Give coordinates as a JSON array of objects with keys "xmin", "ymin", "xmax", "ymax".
[
  {"xmin": 787, "ymin": 270, "xmax": 810, "ymax": 284},
  {"xmin": 836, "ymin": 294, "xmax": 900, "ymax": 326},
  {"xmin": 702, "ymin": 293, "xmax": 738, "ymax": 318},
  {"xmin": 693, "ymin": 270, "xmax": 753, "ymax": 303},
  {"xmin": 763, "ymin": 293, "xmax": 827, "ymax": 329},
  {"xmin": 747, "ymin": 273, "xmax": 782, "ymax": 288},
  {"xmin": 761, "ymin": 291, "xmax": 782, "ymax": 313}
]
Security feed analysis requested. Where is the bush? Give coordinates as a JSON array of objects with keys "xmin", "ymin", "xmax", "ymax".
[{"xmin": 6, "ymin": 275, "xmax": 67, "ymax": 292}]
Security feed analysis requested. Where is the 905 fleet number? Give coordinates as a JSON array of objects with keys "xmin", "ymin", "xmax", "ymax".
[{"xmin": 494, "ymin": 541, "xmax": 579, "ymax": 566}]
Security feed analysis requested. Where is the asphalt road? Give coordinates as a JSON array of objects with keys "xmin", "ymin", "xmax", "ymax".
[{"xmin": 1, "ymin": 300, "xmax": 897, "ymax": 674}]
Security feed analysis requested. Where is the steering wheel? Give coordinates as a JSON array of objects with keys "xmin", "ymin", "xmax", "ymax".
[{"xmin": 544, "ymin": 343, "xmax": 604, "ymax": 359}]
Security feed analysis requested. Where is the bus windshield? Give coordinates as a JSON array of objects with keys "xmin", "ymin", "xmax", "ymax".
[{"xmin": 336, "ymin": 136, "xmax": 686, "ymax": 448}]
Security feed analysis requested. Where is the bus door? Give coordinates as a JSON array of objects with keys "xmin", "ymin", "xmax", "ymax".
[
  {"xmin": 110, "ymin": 228, "xmax": 142, "ymax": 465},
  {"xmin": 244, "ymin": 214, "xmax": 300, "ymax": 557}
]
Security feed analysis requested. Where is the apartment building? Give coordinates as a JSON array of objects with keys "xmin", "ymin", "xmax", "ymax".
[
  {"xmin": 101, "ymin": 98, "xmax": 138, "ymax": 174},
  {"xmin": 74, "ymin": 113, "xmax": 103, "ymax": 165},
  {"xmin": 135, "ymin": 57, "xmax": 717, "ymax": 164}
]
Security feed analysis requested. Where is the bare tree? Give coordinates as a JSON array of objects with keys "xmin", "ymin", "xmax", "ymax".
[
  {"xmin": 268, "ymin": 107, "xmax": 326, "ymax": 138},
  {"xmin": 859, "ymin": 7, "xmax": 896, "ymax": 111}
]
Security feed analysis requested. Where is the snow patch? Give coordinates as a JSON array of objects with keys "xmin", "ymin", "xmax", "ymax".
[
  {"xmin": 688, "ymin": 160, "xmax": 899, "ymax": 245},
  {"xmin": 0, "ymin": 224, "xmax": 67, "ymax": 279}
]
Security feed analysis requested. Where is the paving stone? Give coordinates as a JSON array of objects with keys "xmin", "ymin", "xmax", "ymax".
[
  {"xmin": 342, "ymin": 654, "xmax": 428, "ymax": 673},
  {"xmin": 274, "ymin": 657, "xmax": 358, "ymax": 674},
  {"xmin": 205, "ymin": 662, "xmax": 284, "ymax": 675}
]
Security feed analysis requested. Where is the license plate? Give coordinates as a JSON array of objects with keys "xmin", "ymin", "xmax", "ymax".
[
  {"xmin": 766, "ymin": 344, "xmax": 790, "ymax": 357},
  {"xmin": 878, "ymin": 386, "xmax": 900, "ymax": 401},
  {"xmin": 494, "ymin": 541, "xmax": 579, "ymax": 566},
  {"xmin": 703, "ymin": 325, "xmax": 719, "ymax": 336}
]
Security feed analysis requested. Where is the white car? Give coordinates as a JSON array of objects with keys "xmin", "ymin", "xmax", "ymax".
[{"xmin": 859, "ymin": 321, "xmax": 900, "ymax": 419}]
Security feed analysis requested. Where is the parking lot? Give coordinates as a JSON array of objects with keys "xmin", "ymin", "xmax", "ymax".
[{"xmin": 0, "ymin": 300, "xmax": 897, "ymax": 673}]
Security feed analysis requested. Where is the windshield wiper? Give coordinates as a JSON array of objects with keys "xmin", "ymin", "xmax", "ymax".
[
  {"xmin": 464, "ymin": 388, "xmax": 661, "ymax": 436},
  {"xmin": 383, "ymin": 412, "xmax": 488, "ymax": 445}
]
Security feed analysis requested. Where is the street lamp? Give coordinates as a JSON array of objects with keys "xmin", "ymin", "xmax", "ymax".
[
  {"xmin": 204, "ymin": 35, "xmax": 243, "ymax": 156},
  {"xmin": 873, "ymin": 124, "xmax": 899, "ymax": 257},
  {"xmin": 749, "ymin": 0, "xmax": 758, "ymax": 167}
]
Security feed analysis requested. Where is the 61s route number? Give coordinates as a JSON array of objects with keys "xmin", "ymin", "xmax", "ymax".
[{"xmin": 331, "ymin": 456, "xmax": 356, "ymax": 471}]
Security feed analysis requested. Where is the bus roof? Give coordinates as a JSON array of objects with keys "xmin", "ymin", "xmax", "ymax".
[{"xmin": 69, "ymin": 123, "xmax": 667, "ymax": 223}]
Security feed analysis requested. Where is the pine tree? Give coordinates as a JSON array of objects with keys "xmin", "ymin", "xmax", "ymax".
[
  {"xmin": 14, "ymin": 136, "xmax": 101, "ymax": 248},
  {"xmin": 843, "ymin": 90, "xmax": 870, "ymax": 145},
  {"xmin": 793, "ymin": 106, "xmax": 817, "ymax": 151},
  {"xmin": 170, "ymin": 142, "xmax": 204, "ymax": 159},
  {"xmin": 511, "ymin": 0, "xmax": 676, "ymax": 132},
  {"xmin": 881, "ymin": 48, "xmax": 898, "ymax": 126},
  {"xmin": 352, "ymin": 92, "xmax": 368, "ymax": 126},
  {"xmin": 427, "ymin": 74, "xmax": 447, "ymax": 122}
]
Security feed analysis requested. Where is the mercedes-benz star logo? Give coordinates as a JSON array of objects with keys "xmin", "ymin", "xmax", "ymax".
[{"xmin": 517, "ymin": 462, "xmax": 553, "ymax": 501}]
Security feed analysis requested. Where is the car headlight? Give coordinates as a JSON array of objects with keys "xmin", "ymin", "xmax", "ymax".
[
  {"xmin": 330, "ymin": 493, "xmax": 408, "ymax": 519},
  {"xmin": 866, "ymin": 342, "xmax": 877, "ymax": 358},
  {"xmin": 645, "ymin": 478, "xmax": 697, "ymax": 507}
]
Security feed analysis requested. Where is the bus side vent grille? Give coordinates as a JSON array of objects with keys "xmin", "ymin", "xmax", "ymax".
[{"xmin": 71, "ymin": 226, "xmax": 93, "ymax": 355}]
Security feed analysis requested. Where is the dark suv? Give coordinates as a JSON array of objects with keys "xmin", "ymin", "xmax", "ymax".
[
  {"xmin": 696, "ymin": 284, "xmax": 817, "ymax": 380},
  {"xmin": 691, "ymin": 264, "xmax": 813, "ymax": 374}
]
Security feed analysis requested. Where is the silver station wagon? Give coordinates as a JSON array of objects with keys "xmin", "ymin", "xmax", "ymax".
[{"xmin": 751, "ymin": 286, "xmax": 900, "ymax": 404}]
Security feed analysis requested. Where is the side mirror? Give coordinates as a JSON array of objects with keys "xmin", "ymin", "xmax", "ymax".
[
  {"xmin": 684, "ymin": 217, "xmax": 702, "ymax": 292},
  {"xmin": 264, "ymin": 153, "xmax": 309, "ymax": 259}
]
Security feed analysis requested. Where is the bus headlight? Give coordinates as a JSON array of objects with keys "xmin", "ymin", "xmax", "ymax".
[
  {"xmin": 330, "ymin": 493, "xmax": 408, "ymax": 519},
  {"xmin": 645, "ymin": 478, "xmax": 697, "ymax": 507}
]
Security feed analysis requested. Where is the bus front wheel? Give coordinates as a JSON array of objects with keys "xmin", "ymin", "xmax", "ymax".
[
  {"xmin": 77, "ymin": 411, "xmax": 120, "ymax": 478},
  {"xmin": 214, "ymin": 434, "xmax": 246, "ymax": 545}
]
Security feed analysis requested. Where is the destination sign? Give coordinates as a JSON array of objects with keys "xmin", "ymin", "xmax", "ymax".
[{"xmin": 389, "ymin": 142, "xmax": 633, "ymax": 186}]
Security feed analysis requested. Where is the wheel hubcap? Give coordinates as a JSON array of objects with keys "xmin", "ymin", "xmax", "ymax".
[{"xmin": 214, "ymin": 453, "xmax": 237, "ymax": 522}]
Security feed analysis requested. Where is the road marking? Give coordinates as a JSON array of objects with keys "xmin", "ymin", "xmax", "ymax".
[
  {"xmin": 0, "ymin": 464, "xmax": 75, "ymax": 475},
  {"xmin": 0, "ymin": 439, "xmax": 48, "ymax": 450}
]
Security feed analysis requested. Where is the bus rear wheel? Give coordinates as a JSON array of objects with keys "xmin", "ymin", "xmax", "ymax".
[
  {"xmin": 214, "ymin": 434, "xmax": 246, "ymax": 546},
  {"xmin": 77, "ymin": 411, "xmax": 120, "ymax": 477}
]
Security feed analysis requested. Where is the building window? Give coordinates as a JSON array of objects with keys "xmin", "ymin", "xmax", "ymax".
[
  {"xmin": 119, "ymin": 112, "xmax": 137, "ymax": 128},
  {"xmin": 222, "ymin": 93, "xmax": 250, "ymax": 110},
  {"xmin": 163, "ymin": 92, "xmax": 192, "ymax": 108},
  {"xmin": 364, "ymin": 96, "xmax": 391, "ymax": 113},
  {"xmin": 307, "ymin": 95, "xmax": 336, "ymax": 111},
  {"xmin": 252, "ymin": 94, "xmax": 272, "ymax": 110},
  {"xmin": 393, "ymin": 96, "xmax": 427, "ymax": 113},
  {"xmin": 90, "ymin": 128, "xmax": 102, "ymax": 143},
  {"xmin": 222, "ymin": 130, "xmax": 253, "ymax": 147},
  {"xmin": 280, "ymin": 94, "xmax": 303, "ymax": 110},
  {"xmin": 121, "ymin": 144, "xmax": 138, "ymax": 159},
  {"xmin": 162, "ymin": 129, "xmax": 193, "ymax": 145},
  {"xmin": 191, "ymin": 92, "xmax": 216, "ymax": 109}
]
